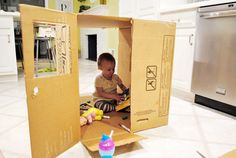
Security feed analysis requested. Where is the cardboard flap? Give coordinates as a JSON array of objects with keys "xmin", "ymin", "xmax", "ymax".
[
  {"xmin": 130, "ymin": 19, "xmax": 176, "ymax": 132},
  {"xmin": 220, "ymin": 149, "xmax": 236, "ymax": 158},
  {"xmin": 118, "ymin": 28, "xmax": 132, "ymax": 89},
  {"xmin": 20, "ymin": 4, "xmax": 80, "ymax": 158},
  {"xmin": 77, "ymin": 14, "xmax": 132, "ymax": 28},
  {"xmin": 81, "ymin": 111, "xmax": 145, "ymax": 151},
  {"xmin": 82, "ymin": 131, "xmax": 144, "ymax": 151}
]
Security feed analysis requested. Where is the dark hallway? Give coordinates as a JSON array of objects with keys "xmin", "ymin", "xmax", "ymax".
[{"xmin": 88, "ymin": 34, "xmax": 97, "ymax": 61}]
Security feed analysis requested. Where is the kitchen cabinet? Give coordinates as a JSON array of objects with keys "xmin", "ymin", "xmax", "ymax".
[
  {"xmin": 172, "ymin": 28, "xmax": 195, "ymax": 92},
  {"xmin": 119, "ymin": 0, "xmax": 136, "ymax": 17},
  {"xmin": 119, "ymin": 0, "xmax": 160, "ymax": 19},
  {"xmin": 160, "ymin": 10, "xmax": 196, "ymax": 95},
  {"xmin": 0, "ymin": 14, "xmax": 18, "ymax": 82},
  {"xmin": 135, "ymin": 0, "xmax": 160, "ymax": 19}
]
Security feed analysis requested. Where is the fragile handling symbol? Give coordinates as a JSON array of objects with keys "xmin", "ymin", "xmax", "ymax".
[
  {"xmin": 146, "ymin": 65, "xmax": 157, "ymax": 91},
  {"xmin": 146, "ymin": 66, "xmax": 157, "ymax": 78},
  {"xmin": 146, "ymin": 79, "xmax": 156, "ymax": 91}
]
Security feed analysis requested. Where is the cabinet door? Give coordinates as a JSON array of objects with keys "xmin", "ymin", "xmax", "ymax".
[
  {"xmin": 172, "ymin": 28, "xmax": 195, "ymax": 92},
  {"xmin": 119, "ymin": 0, "xmax": 160, "ymax": 19},
  {"xmin": 0, "ymin": 30, "xmax": 17, "ymax": 75},
  {"xmin": 119, "ymin": 0, "xmax": 135, "ymax": 17},
  {"xmin": 136, "ymin": 0, "xmax": 160, "ymax": 19}
]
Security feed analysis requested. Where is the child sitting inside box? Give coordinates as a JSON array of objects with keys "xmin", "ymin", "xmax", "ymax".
[{"xmin": 92, "ymin": 53, "xmax": 129, "ymax": 113}]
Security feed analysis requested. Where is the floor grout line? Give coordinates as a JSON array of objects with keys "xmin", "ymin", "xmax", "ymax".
[
  {"xmin": 139, "ymin": 134, "xmax": 205, "ymax": 143},
  {"xmin": 0, "ymin": 113, "xmax": 27, "ymax": 119},
  {"xmin": 0, "ymin": 148, "xmax": 31, "ymax": 158},
  {"xmin": 0, "ymin": 99, "xmax": 24, "ymax": 110},
  {"xmin": 140, "ymin": 134, "xmax": 236, "ymax": 147},
  {"xmin": 192, "ymin": 104, "xmax": 213, "ymax": 158},
  {"xmin": 0, "ymin": 119, "xmax": 27, "ymax": 136},
  {"xmin": 0, "ymin": 95, "xmax": 26, "ymax": 99},
  {"xmin": 170, "ymin": 113, "xmax": 236, "ymax": 121}
]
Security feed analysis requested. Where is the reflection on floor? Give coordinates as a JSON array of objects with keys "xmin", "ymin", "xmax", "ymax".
[{"xmin": 0, "ymin": 59, "xmax": 235, "ymax": 158}]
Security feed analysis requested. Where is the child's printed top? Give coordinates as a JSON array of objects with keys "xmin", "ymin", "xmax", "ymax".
[{"xmin": 93, "ymin": 74, "xmax": 122, "ymax": 101}]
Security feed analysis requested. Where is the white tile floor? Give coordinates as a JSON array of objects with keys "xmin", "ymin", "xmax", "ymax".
[{"xmin": 0, "ymin": 59, "xmax": 235, "ymax": 158}]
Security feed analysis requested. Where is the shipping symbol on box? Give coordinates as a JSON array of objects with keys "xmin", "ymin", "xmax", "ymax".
[
  {"xmin": 146, "ymin": 65, "xmax": 157, "ymax": 91},
  {"xmin": 146, "ymin": 66, "xmax": 157, "ymax": 78},
  {"xmin": 146, "ymin": 79, "xmax": 156, "ymax": 91}
]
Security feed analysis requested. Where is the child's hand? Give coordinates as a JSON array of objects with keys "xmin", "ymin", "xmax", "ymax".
[
  {"xmin": 114, "ymin": 94, "xmax": 124, "ymax": 101},
  {"xmin": 123, "ymin": 88, "xmax": 129, "ymax": 95}
]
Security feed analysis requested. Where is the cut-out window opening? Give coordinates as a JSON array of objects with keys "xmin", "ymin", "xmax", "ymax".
[{"xmin": 33, "ymin": 22, "xmax": 71, "ymax": 78}]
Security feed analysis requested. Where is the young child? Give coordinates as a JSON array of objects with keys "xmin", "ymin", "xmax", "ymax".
[{"xmin": 93, "ymin": 53, "xmax": 127, "ymax": 113}]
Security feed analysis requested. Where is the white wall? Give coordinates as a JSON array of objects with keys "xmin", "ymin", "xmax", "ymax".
[
  {"xmin": 79, "ymin": 5, "xmax": 109, "ymax": 60},
  {"xmin": 80, "ymin": 28, "xmax": 108, "ymax": 59},
  {"xmin": 119, "ymin": 0, "xmax": 160, "ymax": 19},
  {"xmin": 160, "ymin": 0, "xmax": 193, "ymax": 9}
]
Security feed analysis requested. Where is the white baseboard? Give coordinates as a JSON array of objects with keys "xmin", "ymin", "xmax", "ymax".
[
  {"xmin": 171, "ymin": 87, "xmax": 194, "ymax": 102},
  {"xmin": 0, "ymin": 75, "xmax": 18, "ymax": 82}
]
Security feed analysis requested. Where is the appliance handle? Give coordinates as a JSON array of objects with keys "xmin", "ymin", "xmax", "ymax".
[
  {"xmin": 200, "ymin": 10, "xmax": 236, "ymax": 18},
  {"xmin": 189, "ymin": 34, "xmax": 194, "ymax": 46}
]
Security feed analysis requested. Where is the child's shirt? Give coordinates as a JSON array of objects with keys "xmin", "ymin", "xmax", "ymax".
[{"xmin": 93, "ymin": 74, "xmax": 122, "ymax": 101}]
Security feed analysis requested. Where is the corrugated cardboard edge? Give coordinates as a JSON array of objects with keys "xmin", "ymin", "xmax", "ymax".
[
  {"xmin": 77, "ymin": 14, "xmax": 132, "ymax": 28},
  {"xmin": 219, "ymin": 149, "xmax": 236, "ymax": 158}
]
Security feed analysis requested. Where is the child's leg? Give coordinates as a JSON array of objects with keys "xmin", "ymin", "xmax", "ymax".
[{"xmin": 94, "ymin": 100, "xmax": 116, "ymax": 113}]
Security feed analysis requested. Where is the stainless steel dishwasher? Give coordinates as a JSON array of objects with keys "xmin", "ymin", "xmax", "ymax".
[{"xmin": 192, "ymin": 2, "xmax": 236, "ymax": 116}]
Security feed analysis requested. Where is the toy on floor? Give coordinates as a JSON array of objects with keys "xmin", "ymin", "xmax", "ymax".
[
  {"xmin": 99, "ymin": 130, "xmax": 115, "ymax": 158},
  {"xmin": 80, "ymin": 116, "xmax": 88, "ymax": 126},
  {"xmin": 80, "ymin": 107, "xmax": 104, "ymax": 126},
  {"xmin": 119, "ymin": 88, "xmax": 129, "ymax": 102},
  {"xmin": 115, "ymin": 99, "xmax": 130, "ymax": 112},
  {"xmin": 116, "ymin": 88, "xmax": 130, "ymax": 112},
  {"xmin": 80, "ymin": 101, "xmax": 93, "ymax": 110}
]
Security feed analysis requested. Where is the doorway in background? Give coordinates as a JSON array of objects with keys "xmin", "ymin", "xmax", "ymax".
[{"xmin": 88, "ymin": 34, "xmax": 97, "ymax": 61}]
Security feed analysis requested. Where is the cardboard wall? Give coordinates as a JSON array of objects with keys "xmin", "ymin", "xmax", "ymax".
[
  {"xmin": 20, "ymin": 5, "xmax": 80, "ymax": 158},
  {"xmin": 130, "ymin": 19, "xmax": 175, "ymax": 132},
  {"xmin": 118, "ymin": 28, "xmax": 132, "ymax": 90}
]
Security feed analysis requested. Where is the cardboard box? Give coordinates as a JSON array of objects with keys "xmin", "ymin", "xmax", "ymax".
[
  {"xmin": 220, "ymin": 149, "xmax": 236, "ymax": 158},
  {"xmin": 20, "ymin": 4, "xmax": 176, "ymax": 158}
]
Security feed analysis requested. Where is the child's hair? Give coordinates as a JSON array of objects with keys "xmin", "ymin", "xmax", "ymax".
[{"xmin": 97, "ymin": 53, "xmax": 116, "ymax": 68}]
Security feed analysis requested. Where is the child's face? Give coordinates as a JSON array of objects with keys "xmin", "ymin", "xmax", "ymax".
[{"xmin": 100, "ymin": 60, "xmax": 115, "ymax": 79}]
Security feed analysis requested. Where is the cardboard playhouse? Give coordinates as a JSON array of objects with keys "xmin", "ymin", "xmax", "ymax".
[{"xmin": 20, "ymin": 4, "xmax": 176, "ymax": 158}]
